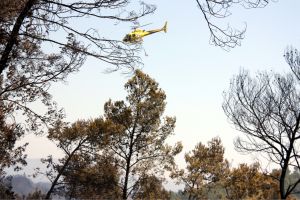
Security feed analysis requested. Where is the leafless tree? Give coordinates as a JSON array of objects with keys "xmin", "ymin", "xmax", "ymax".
[
  {"xmin": 223, "ymin": 66, "xmax": 300, "ymax": 198},
  {"xmin": 195, "ymin": 0, "xmax": 271, "ymax": 49},
  {"xmin": 285, "ymin": 47, "xmax": 300, "ymax": 81}
]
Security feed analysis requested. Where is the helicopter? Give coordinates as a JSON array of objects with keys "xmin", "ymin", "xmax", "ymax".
[{"xmin": 123, "ymin": 21, "xmax": 168, "ymax": 43}]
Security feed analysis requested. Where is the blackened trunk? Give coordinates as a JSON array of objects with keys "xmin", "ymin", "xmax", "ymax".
[
  {"xmin": 45, "ymin": 140, "xmax": 85, "ymax": 199},
  {"xmin": 280, "ymin": 166, "xmax": 287, "ymax": 200},
  {"xmin": 122, "ymin": 157, "xmax": 131, "ymax": 200},
  {"xmin": 0, "ymin": 0, "xmax": 36, "ymax": 74},
  {"xmin": 122, "ymin": 130, "xmax": 135, "ymax": 200}
]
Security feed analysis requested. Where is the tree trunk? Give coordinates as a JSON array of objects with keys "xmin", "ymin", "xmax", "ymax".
[
  {"xmin": 0, "ymin": 0, "xmax": 36, "ymax": 75},
  {"xmin": 280, "ymin": 148, "xmax": 293, "ymax": 199},
  {"xmin": 122, "ymin": 157, "xmax": 131, "ymax": 200},
  {"xmin": 45, "ymin": 141, "xmax": 84, "ymax": 199},
  {"xmin": 45, "ymin": 155, "xmax": 73, "ymax": 199},
  {"xmin": 122, "ymin": 130, "xmax": 136, "ymax": 200},
  {"xmin": 280, "ymin": 171, "xmax": 287, "ymax": 200}
]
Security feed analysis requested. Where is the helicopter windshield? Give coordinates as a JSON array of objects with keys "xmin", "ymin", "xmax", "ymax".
[
  {"xmin": 123, "ymin": 33, "xmax": 141, "ymax": 43},
  {"xmin": 123, "ymin": 34, "xmax": 131, "ymax": 42}
]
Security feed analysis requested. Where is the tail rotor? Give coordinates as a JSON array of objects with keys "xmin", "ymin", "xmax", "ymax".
[{"xmin": 163, "ymin": 21, "xmax": 168, "ymax": 33}]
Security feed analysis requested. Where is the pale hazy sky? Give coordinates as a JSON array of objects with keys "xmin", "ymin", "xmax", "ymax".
[{"xmin": 19, "ymin": 1, "xmax": 300, "ymax": 172}]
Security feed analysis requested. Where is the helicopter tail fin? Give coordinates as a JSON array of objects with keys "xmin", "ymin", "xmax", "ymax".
[{"xmin": 163, "ymin": 21, "xmax": 167, "ymax": 33}]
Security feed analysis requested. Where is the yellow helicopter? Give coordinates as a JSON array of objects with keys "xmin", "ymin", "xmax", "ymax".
[{"xmin": 123, "ymin": 21, "xmax": 168, "ymax": 43}]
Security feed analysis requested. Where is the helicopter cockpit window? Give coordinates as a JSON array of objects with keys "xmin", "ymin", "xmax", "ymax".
[{"xmin": 123, "ymin": 35, "xmax": 130, "ymax": 42}]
